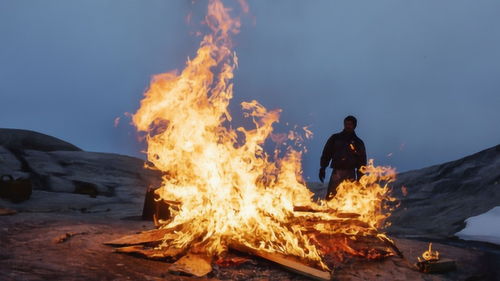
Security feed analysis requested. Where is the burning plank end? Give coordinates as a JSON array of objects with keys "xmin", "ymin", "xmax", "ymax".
[{"xmin": 230, "ymin": 244, "xmax": 332, "ymax": 281}]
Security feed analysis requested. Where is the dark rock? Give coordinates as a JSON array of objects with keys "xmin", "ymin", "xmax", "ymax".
[
  {"xmin": 73, "ymin": 180, "xmax": 100, "ymax": 198},
  {"xmin": 0, "ymin": 128, "xmax": 81, "ymax": 152}
]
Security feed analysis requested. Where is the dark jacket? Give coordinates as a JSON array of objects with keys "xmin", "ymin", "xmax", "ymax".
[{"xmin": 320, "ymin": 130, "xmax": 367, "ymax": 171}]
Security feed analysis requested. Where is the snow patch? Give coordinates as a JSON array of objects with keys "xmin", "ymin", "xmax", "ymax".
[{"xmin": 455, "ymin": 206, "xmax": 500, "ymax": 245}]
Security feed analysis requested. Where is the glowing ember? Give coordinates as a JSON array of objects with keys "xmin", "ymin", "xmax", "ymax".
[
  {"xmin": 132, "ymin": 0, "xmax": 396, "ymax": 271},
  {"xmin": 418, "ymin": 243, "xmax": 440, "ymax": 262}
]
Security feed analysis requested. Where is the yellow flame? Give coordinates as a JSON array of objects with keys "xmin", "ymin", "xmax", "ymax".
[
  {"xmin": 418, "ymin": 243, "xmax": 440, "ymax": 262},
  {"xmin": 133, "ymin": 0, "xmax": 395, "ymax": 270},
  {"xmin": 327, "ymin": 161, "xmax": 397, "ymax": 228}
]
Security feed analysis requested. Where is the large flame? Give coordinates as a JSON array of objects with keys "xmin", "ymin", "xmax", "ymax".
[{"xmin": 133, "ymin": 0, "xmax": 395, "ymax": 270}]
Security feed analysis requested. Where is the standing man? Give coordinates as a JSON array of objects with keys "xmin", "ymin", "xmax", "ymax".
[{"xmin": 319, "ymin": 115, "xmax": 367, "ymax": 200}]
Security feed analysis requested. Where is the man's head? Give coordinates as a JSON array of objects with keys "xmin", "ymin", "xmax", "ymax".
[{"xmin": 343, "ymin": 115, "xmax": 357, "ymax": 133}]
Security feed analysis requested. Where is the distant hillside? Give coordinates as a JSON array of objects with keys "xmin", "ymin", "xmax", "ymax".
[
  {"xmin": 0, "ymin": 128, "xmax": 81, "ymax": 152},
  {"xmin": 388, "ymin": 144, "xmax": 500, "ymax": 238}
]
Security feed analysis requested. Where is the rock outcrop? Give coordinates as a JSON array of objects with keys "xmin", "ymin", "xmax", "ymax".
[
  {"xmin": 388, "ymin": 144, "xmax": 500, "ymax": 238},
  {"xmin": 0, "ymin": 128, "xmax": 162, "ymax": 208}
]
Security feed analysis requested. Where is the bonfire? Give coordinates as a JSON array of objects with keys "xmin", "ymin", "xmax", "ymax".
[{"xmin": 106, "ymin": 1, "xmax": 399, "ymax": 279}]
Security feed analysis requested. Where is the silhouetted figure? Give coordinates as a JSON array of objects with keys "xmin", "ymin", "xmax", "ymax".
[{"xmin": 319, "ymin": 115, "xmax": 367, "ymax": 200}]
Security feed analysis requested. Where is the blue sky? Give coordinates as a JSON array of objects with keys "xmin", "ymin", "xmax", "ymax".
[{"xmin": 1, "ymin": 0, "xmax": 499, "ymax": 180}]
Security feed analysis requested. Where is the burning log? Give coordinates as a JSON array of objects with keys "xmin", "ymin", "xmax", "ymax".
[
  {"xmin": 298, "ymin": 217, "xmax": 373, "ymax": 232},
  {"xmin": 293, "ymin": 206, "xmax": 361, "ymax": 219}
]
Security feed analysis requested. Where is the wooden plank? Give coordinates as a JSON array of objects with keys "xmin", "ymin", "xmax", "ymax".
[
  {"xmin": 230, "ymin": 243, "xmax": 332, "ymax": 281},
  {"xmin": 336, "ymin": 212, "xmax": 361, "ymax": 219},
  {"xmin": 104, "ymin": 228, "xmax": 173, "ymax": 246},
  {"xmin": 416, "ymin": 258, "xmax": 456, "ymax": 273},
  {"xmin": 292, "ymin": 206, "xmax": 360, "ymax": 219},
  {"xmin": 293, "ymin": 205, "xmax": 328, "ymax": 213},
  {"xmin": 168, "ymin": 252, "xmax": 213, "ymax": 277},
  {"xmin": 306, "ymin": 219, "xmax": 371, "ymax": 229},
  {"xmin": 115, "ymin": 245, "xmax": 184, "ymax": 260},
  {"xmin": 378, "ymin": 235, "xmax": 404, "ymax": 258}
]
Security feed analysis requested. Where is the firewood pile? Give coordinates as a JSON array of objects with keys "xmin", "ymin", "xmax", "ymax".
[{"xmin": 105, "ymin": 206, "xmax": 400, "ymax": 280}]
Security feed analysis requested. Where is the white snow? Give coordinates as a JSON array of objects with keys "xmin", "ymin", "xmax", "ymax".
[{"xmin": 455, "ymin": 206, "xmax": 500, "ymax": 245}]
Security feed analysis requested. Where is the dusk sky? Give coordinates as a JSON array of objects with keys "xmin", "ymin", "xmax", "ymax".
[{"xmin": 1, "ymin": 0, "xmax": 499, "ymax": 181}]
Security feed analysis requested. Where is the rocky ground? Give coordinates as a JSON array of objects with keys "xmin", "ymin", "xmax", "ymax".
[{"xmin": 1, "ymin": 129, "xmax": 499, "ymax": 280}]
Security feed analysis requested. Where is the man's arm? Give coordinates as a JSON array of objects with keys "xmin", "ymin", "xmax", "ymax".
[
  {"xmin": 320, "ymin": 135, "xmax": 335, "ymax": 169},
  {"xmin": 319, "ymin": 135, "xmax": 335, "ymax": 183}
]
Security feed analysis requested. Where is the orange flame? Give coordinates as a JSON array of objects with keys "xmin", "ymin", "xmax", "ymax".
[{"xmin": 132, "ymin": 0, "xmax": 396, "ymax": 270}]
